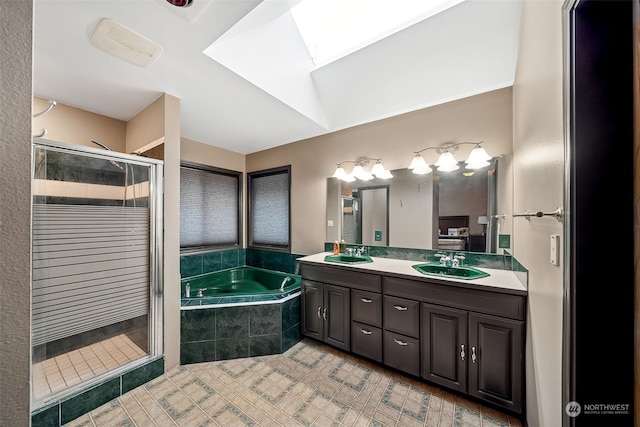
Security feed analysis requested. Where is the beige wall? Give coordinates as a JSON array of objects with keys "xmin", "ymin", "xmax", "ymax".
[
  {"xmin": 0, "ymin": 0, "xmax": 33, "ymax": 424},
  {"xmin": 247, "ymin": 87, "xmax": 513, "ymax": 255},
  {"xmin": 127, "ymin": 94, "xmax": 182, "ymax": 370},
  {"xmin": 512, "ymin": 1, "xmax": 565, "ymax": 426},
  {"xmin": 33, "ymin": 96, "xmax": 127, "ymax": 151}
]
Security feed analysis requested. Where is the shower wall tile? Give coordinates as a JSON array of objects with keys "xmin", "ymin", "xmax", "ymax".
[
  {"xmin": 60, "ymin": 378, "xmax": 120, "ymax": 425},
  {"xmin": 122, "ymin": 357, "xmax": 165, "ymax": 394},
  {"xmin": 32, "ymin": 357, "xmax": 164, "ymax": 427},
  {"xmin": 31, "ymin": 403, "xmax": 59, "ymax": 427}
]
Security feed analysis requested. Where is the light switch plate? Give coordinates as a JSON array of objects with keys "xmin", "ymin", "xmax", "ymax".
[{"xmin": 550, "ymin": 234, "xmax": 560, "ymax": 265}]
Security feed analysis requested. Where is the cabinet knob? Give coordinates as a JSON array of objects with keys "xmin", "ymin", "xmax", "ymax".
[
  {"xmin": 360, "ymin": 298, "xmax": 372, "ymax": 303},
  {"xmin": 471, "ymin": 346, "xmax": 477, "ymax": 364},
  {"xmin": 394, "ymin": 305, "xmax": 408, "ymax": 311},
  {"xmin": 317, "ymin": 307, "xmax": 322, "ymax": 319},
  {"xmin": 394, "ymin": 339, "xmax": 408, "ymax": 346},
  {"xmin": 460, "ymin": 344, "xmax": 466, "ymax": 361},
  {"xmin": 360, "ymin": 329, "xmax": 372, "ymax": 335},
  {"xmin": 322, "ymin": 308, "xmax": 327, "ymax": 320}
]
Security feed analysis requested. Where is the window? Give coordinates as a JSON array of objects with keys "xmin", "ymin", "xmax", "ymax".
[
  {"xmin": 248, "ymin": 166, "xmax": 291, "ymax": 251},
  {"xmin": 180, "ymin": 162, "xmax": 242, "ymax": 251}
]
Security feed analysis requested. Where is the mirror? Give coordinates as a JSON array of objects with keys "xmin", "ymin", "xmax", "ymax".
[{"xmin": 326, "ymin": 157, "xmax": 510, "ymax": 254}]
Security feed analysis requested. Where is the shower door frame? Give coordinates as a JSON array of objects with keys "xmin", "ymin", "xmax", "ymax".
[{"xmin": 31, "ymin": 138, "xmax": 164, "ymax": 408}]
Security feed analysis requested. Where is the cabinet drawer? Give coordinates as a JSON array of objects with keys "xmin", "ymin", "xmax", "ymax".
[
  {"xmin": 300, "ymin": 264, "xmax": 381, "ymax": 292},
  {"xmin": 384, "ymin": 296, "xmax": 420, "ymax": 338},
  {"xmin": 383, "ymin": 331, "xmax": 420, "ymax": 377},
  {"xmin": 352, "ymin": 290, "xmax": 382, "ymax": 327},
  {"xmin": 384, "ymin": 276, "xmax": 525, "ymax": 320},
  {"xmin": 352, "ymin": 322, "xmax": 382, "ymax": 363}
]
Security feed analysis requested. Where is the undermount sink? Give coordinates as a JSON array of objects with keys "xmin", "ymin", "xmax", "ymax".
[
  {"xmin": 324, "ymin": 254, "xmax": 373, "ymax": 264},
  {"xmin": 412, "ymin": 262, "xmax": 489, "ymax": 280}
]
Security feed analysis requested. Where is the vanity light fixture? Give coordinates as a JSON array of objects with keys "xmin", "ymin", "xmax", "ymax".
[
  {"xmin": 332, "ymin": 157, "xmax": 393, "ymax": 181},
  {"xmin": 407, "ymin": 142, "xmax": 492, "ymax": 174}
]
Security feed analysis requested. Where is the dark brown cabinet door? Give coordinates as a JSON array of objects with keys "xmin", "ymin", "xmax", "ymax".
[
  {"xmin": 324, "ymin": 284, "xmax": 351, "ymax": 351},
  {"xmin": 301, "ymin": 280, "xmax": 323, "ymax": 340},
  {"xmin": 421, "ymin": 303, "xmax": 467, "ymax": 393},
  {"xmin": 468, "ymin": 313, "xmax": 523, "ymax": 414}
]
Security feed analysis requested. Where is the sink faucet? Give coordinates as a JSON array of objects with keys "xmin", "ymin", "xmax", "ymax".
[{"xmin": 355, "ymin": 246, "xmax": 368, "ymax": 257}]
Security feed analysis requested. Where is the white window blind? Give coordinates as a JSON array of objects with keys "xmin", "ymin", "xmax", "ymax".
[
  {"xmin": 180, "ymin": 164, "xmax": 240, "ymax": 249},
  {"xmin": 249, "ymin": 167, "xmax": 290, "ymax": 248}
]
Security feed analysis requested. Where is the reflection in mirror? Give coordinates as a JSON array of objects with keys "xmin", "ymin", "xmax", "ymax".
[{"xmin": 327, "ymin": 157, "xmax": 508, "ymax": 253}]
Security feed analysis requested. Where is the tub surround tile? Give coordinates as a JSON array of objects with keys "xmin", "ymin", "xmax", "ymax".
[
  {"xmin": 249, "ymin": 334, "xmax": 282, "ymax": 357},
  {"xmin": 215, "ymin": 337, "xmax": 250, "ymax": 360},
  {"xmin": 180, "ymin": 309, "xmax": 216, "ymax": 343},
  {"xmin": 180, "ymin": 254, "xmax": 203, "ymax": 278},
  {"xmin": 215, "ymin": 306, "xmax": 249, "ymax": 339},
  {"xmin": 281, "ymin": 297, "xmax": 300, "ymax": 332},
  {"xmin": 202, "ymin": 251, "xmax": 222, "ymax": 273},
  {"xmin": 249, "ymin": 304, "xmax": 281, "ymax": 336},
  {"xmin": 180, "ymin": 341, "xmax": 216, "ymax": 365},
  {"xmin": 220, "ymin": 249, "xmax": 241, "ymax": 269}
]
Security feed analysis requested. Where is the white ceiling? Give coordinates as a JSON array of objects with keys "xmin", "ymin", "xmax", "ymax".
[{"xmin": 33, "ymin": 0, "xmax": 522, "ymax": 155}]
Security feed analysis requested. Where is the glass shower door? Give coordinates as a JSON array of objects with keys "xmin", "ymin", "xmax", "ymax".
[{"xmin": 31, "ymin": 139, "xmax": 163, "ymax": 408}]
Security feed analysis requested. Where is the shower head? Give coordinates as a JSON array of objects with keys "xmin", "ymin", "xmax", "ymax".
[
  {"xmin": 91, "ymin": 140, "xmax": 124, "ymax": 170},
  {"xmin": 91, "ymin": 139, "xmax": 112, "ymax": 151}
]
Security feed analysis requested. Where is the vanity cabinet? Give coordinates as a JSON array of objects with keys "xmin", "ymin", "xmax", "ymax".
[
  {"xmin": 421, "ymin": 301, "xmax": 524, "ymax": 413},
  {"xmin": 301, "ymin": 280, "xmax": 350, "ymax": 351},
  {"xmin": 299, "ymin": 258, "xmax": 526, "ymax": 415},
  {"xmin": 300, "ymin": 264, "xmax": 381, "ymax": 353}
]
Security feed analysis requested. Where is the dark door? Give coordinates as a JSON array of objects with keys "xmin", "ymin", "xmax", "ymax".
[
  {"xmin": 422, "ymin": 303, "xmax": 467, "ymax": 393},
  {"xmin": 324, "ymin": 284, "xmax": 350, "ymax": 351},
  {"xmin": 468, "ymin": 313, "xmax": 523, "ymax": 414},
  {"xmin": 301, "ymin": 280, "xmax": 323, "ymax": 340}
]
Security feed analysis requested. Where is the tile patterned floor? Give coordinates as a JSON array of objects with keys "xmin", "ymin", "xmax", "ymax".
[{"xmin": 66, "ymin": 339, "xmax": 523, "ymax": 427}]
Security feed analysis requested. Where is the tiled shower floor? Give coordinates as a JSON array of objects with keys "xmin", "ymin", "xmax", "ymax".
[
  {"xmin": 33, "ymin": 318, "xmax": 148, "ymax": 402},
  {"xmin": 66, "ymin": 339, "xmax": 523, "ymax": 427}
]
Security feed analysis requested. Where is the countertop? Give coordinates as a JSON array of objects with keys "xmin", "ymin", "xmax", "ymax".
[{"xmin": 298, "ymin": 252, "xmax": 527, "ymax": 296}]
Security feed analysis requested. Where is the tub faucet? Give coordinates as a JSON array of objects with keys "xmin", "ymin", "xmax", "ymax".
[
  {"xmin": 279, "ymin": 276, "xmax": 294, "ymax": 291},
  {"xmin": 185, "ymin": 283, "xmax": 191, "ymax": 298}
]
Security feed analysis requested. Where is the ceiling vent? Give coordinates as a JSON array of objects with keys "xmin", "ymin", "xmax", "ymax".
[{"xmin": 90, "ymin": 18, "xmax": 163, "ymax": 67}]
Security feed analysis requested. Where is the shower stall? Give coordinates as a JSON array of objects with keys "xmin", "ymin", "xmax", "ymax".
[{"xmin": 31, "ymin": 138, "xmax": 164, "ymax": 409}]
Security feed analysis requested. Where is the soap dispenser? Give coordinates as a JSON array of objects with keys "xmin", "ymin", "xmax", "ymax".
[{"xmin": 333, "ymin": 241, "xmax": 339, "ymax": 255}]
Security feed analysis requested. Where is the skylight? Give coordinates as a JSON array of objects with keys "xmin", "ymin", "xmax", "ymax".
[{"xmin": 290, "ymin": 0, "xmax": 464, "ymax": 67}]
